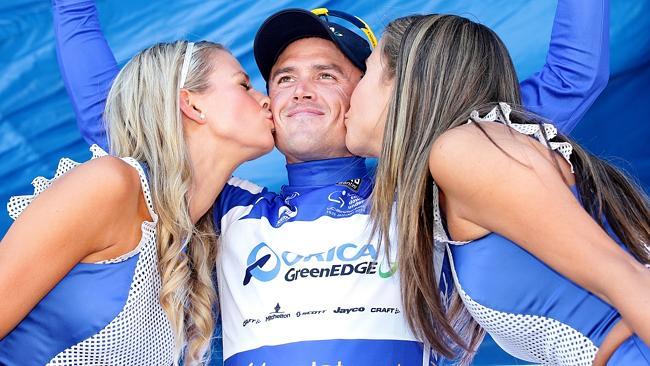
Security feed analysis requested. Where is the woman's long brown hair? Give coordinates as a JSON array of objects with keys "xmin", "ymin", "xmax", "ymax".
[{"xmin": 371, "ymin": 14, "xmax": 650, "ymax": 364}]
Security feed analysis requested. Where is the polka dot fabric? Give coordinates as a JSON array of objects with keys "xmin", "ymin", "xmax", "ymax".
[
  {"xmin": 7, "ymin": 145, "xmax": 176, "ymax": 365},
  {"xmin": 468, "ymin": 102, "xmax": 575, "ymax": 172},
  {"xmin": 433, "ymin": 200, "xmax": 599, "ymax": 365},
  {"xmin": 445, "ymin": 247, "xmax": 598, "ymax": 365},
  {"xmin": 7, "ymin": 145, "xmax": 106, "ymax": 220}
]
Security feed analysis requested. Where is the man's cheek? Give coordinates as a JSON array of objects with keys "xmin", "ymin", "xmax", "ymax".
[{"xmin": 268, "ymin": 89, "xmax": 283, "ymax": 106}]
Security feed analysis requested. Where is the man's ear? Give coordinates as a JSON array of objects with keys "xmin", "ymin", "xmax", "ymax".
[{"xmin": 179, "ymin": 89, "xmax": 206, "ymax": 124}]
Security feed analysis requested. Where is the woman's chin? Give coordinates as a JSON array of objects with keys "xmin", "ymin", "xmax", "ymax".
[{"xmin": 346, "ymin": 139, "xmax": 375, "ymax": 158}]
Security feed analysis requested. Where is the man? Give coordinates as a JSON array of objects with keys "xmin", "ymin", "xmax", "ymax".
[{"xmin": 52, "ymin": 1, "xmax": 608, "ymax": 364}]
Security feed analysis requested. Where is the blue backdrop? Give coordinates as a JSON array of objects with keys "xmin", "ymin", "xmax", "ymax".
[{"xmin": 1, "ymin": 1, "xmax": 648, "ymax": 365}]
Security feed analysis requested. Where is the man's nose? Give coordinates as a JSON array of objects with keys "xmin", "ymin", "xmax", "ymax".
[{"xmin": 292, "ymin": 79, "xmax": 315, "ymax": 101}]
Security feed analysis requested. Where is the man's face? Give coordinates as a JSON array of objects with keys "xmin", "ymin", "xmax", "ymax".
[{"xmin": 268, "ymin": 37, "xmax": 363, "ymax": 163}]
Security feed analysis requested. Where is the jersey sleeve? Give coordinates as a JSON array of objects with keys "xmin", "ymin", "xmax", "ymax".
[
  {"xmin": 52, "ymin": 0, "xmax": 118, "ymax": 150},
  {"xmin": 213, "ymin": 177, "xmax": 270, "ymax": 231},
  {"xmin": 520, "ymin": 0, "xmax": 610, "ymax": 134}
]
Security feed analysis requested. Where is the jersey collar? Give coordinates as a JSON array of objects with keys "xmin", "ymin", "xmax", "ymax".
[{"xmin": 285, "ymin": 157, "xmax": 368, "ymax": 187}]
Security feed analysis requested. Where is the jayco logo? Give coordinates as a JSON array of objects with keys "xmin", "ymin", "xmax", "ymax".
[{"xmin": 242, "ymin": 242, "xmax": 397, "ymax": 285}]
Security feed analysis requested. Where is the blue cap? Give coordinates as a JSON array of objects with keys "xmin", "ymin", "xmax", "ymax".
[{"xmin": 254, "ymin": 8, "xmax": 372, "ymax": 82}]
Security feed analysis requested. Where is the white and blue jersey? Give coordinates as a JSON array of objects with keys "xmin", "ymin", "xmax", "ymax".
[{"xmin": 214, "ymin": 158, "xmax": 428, "ymax": 365}]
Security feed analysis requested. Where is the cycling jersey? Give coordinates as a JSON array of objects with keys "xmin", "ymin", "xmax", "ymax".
[{"xmin": 214, "ymin": 158, "xmax": 430, "ymax": 364}]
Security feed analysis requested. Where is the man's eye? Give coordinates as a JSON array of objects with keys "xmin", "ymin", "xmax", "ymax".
[
  {"xmin": 240, "ymin": 82, "xmax": 251, "ymax": 91},
  {"xmin": 278, "ymin": 76, "xmax": 293, "ymax": 84},
  {"xmin": 319, "ymin": 73, "xmax": 335, "ymax": 80}
]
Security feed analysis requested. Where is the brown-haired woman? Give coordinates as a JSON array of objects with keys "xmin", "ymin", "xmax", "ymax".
[{"xmin": 344, "ymin": 14, "xmax": 650, "ymax": 366}]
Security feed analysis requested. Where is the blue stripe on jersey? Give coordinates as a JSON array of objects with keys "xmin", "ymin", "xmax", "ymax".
[
  {"xmin": 224, "ymin": 339, "xmax": 424, "ymax": 366},
  {"xmin": 241, "ymin": 181, "xmax": 373, "ymax": 227},
  {"xmin": 284, "ymin": 157, "xmax": 368, "ymax": 187},
  {"xmin": 214, "ymin": 178, "xmax": 272, "ymax": 226}
]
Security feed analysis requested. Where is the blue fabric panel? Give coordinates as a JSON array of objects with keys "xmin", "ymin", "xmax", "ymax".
[
  {"xmin": 0, "ymin": 255, "xmax": 139, "ymax": 365},
  {"xmin": 606, "ymin": 335, "xmax": 650, "ymax": 365}
]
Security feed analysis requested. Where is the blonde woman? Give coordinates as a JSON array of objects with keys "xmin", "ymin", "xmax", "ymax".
[
  {"xmin": 345, "ymin": 15, "xmax": 650, "ymax": 366},
  {"xmin": 0, "ymin": 41, "xmax": 274, "ymax": 365}
]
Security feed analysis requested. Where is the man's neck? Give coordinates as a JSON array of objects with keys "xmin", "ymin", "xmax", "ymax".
[
  {"xmin": 283, "ymin": 150, "xmax": 355, "ymax": 164},
  {"xmin": 285, "ymin": 156, "xmax": 368, "ymax": 187}
]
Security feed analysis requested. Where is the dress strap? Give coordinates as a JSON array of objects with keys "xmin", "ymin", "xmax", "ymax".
[
  {"xmin": 96, "ymin": 155, "xmax": 159, "ymax": 264},
  {"xmin": 467, "ymin": 102, "xmax": 575, "ymax": 173},
  {"xmin": 432, "ymin": 182, "xmax": 470, "ymax": 246},
  {"xmin": 118, "ymin": 157, "xmax": 157, "ymax": 222}
]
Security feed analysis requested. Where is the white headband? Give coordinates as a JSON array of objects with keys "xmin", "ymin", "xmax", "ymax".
[{"xmin": 179, "ymin": 42, "xmax": 195, "ymax": 88}]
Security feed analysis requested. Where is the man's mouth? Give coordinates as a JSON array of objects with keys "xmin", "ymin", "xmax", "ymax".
[{"xmin": 287, "ymin": 108, "xmax": 325, "ymax": 118}]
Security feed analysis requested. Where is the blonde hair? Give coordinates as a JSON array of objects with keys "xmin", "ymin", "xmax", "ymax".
[{"xmin": 104, "ymin": 40, "xmax": 225, "ymax": 365}]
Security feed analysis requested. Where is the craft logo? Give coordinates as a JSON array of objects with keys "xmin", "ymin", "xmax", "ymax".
[
  {"xmin": 332, "ymin": 306, "xmax": 401, "ymax": 315},
  {"xmin": 243, "ymin": 242, "xmax": 397, "ymax": 285}
]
